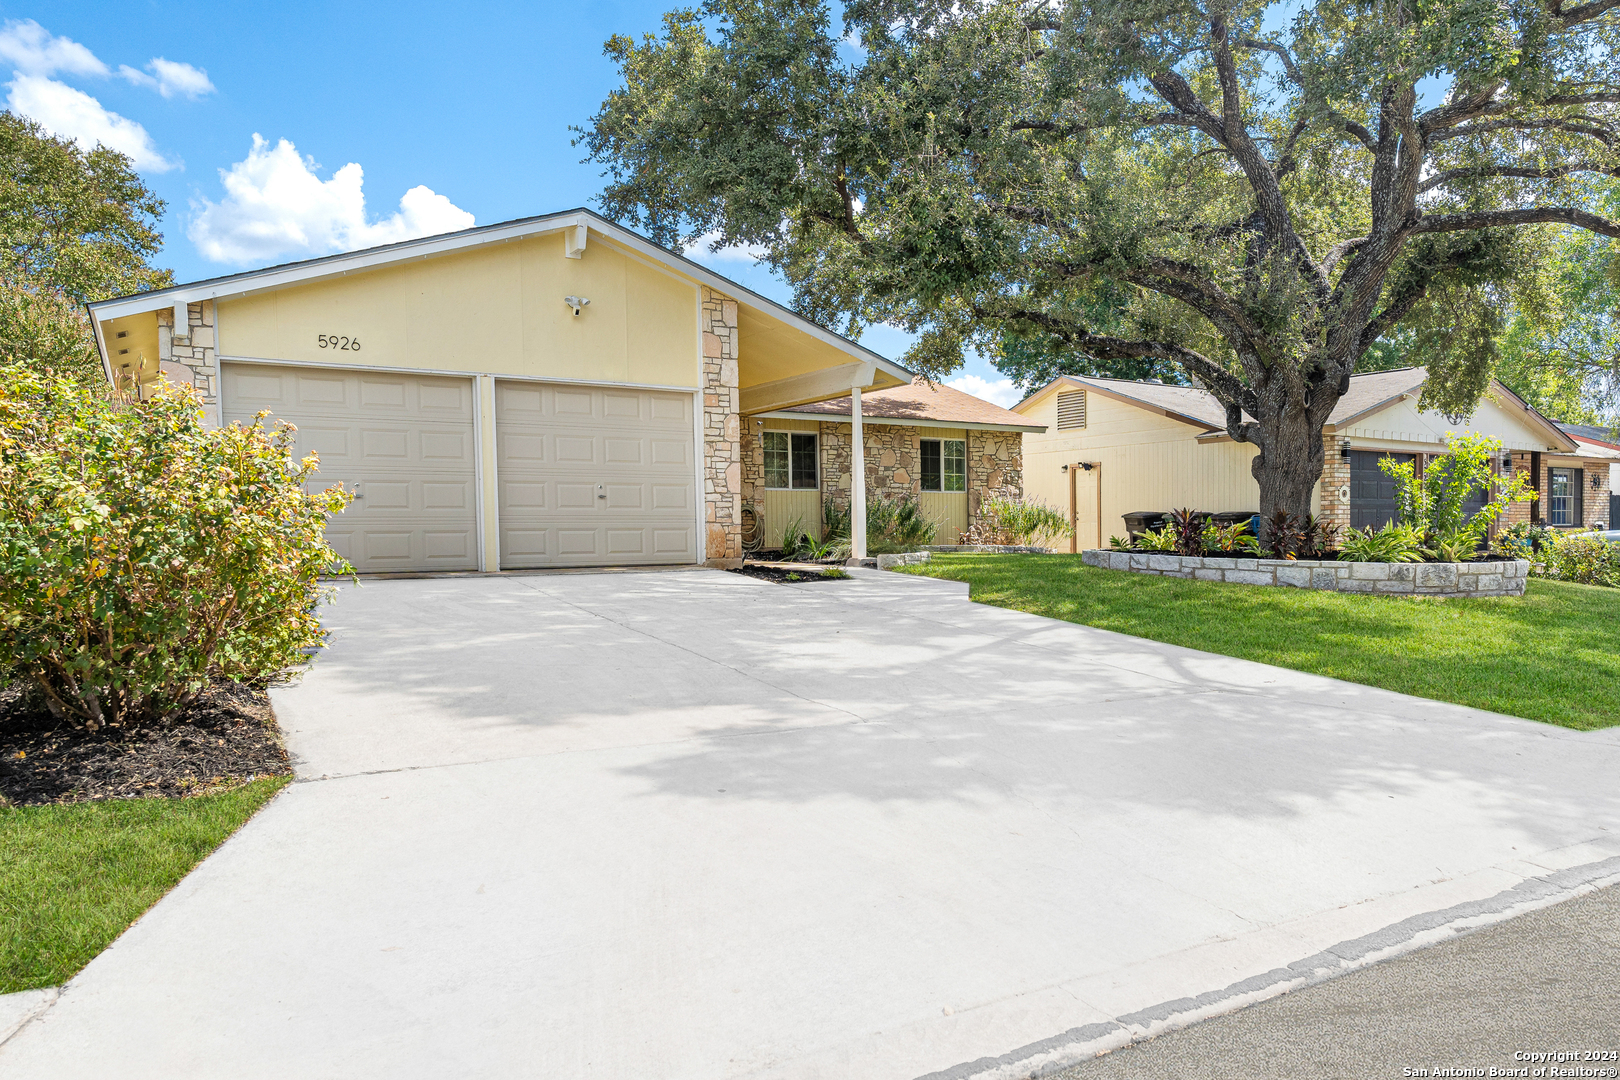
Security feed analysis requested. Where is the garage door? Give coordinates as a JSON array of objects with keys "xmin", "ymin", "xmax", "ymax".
[
  {"xmin": 222, "ymin": 363, "xmax": 479, "ymax": 573},
  {"xmin": 496, "ymin": 381, "xmax": 695, "ymax": 568},
  {"xmin": 1349, "ymin": 451, "xmax": 1415, "ymax": 530}
]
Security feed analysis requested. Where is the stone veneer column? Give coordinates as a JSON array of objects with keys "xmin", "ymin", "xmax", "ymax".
[
  {"xmin": 156, "ymin": 301, "xmax": 221, "ymax": 427},
  {"xmin": 700, "ymin": 287, "xmax": 743, "ymax": 566}
]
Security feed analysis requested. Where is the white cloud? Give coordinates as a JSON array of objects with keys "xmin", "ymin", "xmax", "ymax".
[
  {"xmin": 683, "ymin": 230, "xmax": 770, "ymax": 263},
  {"xmin": 6, "ymin": 74, "xmax": 174, "ymax": 171},
  {"xmin": 188, "ymin": 135, "xmax": 476, "ymax": 264},
  {"xmin": 947, "ymin": 374, "xmax": 1024, "ymax": 408},
  {"xmin": 0, "ymin": 20, "xmax": 107, "ymax": 78},
  {"xmin": 119, "ymin": 57, "xmax": 214, "ymax": 99}
]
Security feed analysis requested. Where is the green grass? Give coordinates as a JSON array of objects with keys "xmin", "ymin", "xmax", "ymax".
[
  {"xmin": 902, "ymin": 554, "xmax": 1620, "ymax": 730},
  {"xmin": 0, "ymin": 777, "xmax": 289, "ymax": 993}
]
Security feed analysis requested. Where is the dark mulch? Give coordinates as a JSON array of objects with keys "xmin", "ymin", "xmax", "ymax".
[
  {"xmin": 0, "ymin": 680, "xmax": 291, "ymax": 807},
  {"xmin": 730, "ymin": 563, "xmax": 848, "ymax": 584}
]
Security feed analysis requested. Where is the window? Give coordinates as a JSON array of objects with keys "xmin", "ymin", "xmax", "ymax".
[
  {"xmin": 1549, "ymin": 468, "xmax": 1573, "ymax": 525},
  {"xmin": 1056, "ymin": 390, "xmax": 1087, "ymax": 430},
  {"xmin": 920, "ymin": 438, "xmax": 966, "ymax": 492},
  {"xmin": 763, "ymin": 430, "xmax": 818, "ymax": 489}
]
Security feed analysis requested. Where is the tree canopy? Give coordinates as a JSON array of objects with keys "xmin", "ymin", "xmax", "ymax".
[
  {"xmin": 581, "ymin": 0, "xmax": 1620, "ymax": 517},
  {"xmin": 0, "ymin": 112, "xmax": 171, "ymax": 383}
]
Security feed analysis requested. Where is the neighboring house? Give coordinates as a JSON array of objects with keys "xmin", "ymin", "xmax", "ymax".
[
  {"xmin": 1557, "ymin": 422, "xmax": 1620, "ymax": 527},
  {"xmin": 1015, "ymin": 367, "xmax": 1615, "ymax": 546},
  {"xmin": 743, "ymin": 378, "xmax": 1043, "ymax": 547},
  {"xmin": 86, "ymin": 208, "xmax": 915, "ymax": 573}
]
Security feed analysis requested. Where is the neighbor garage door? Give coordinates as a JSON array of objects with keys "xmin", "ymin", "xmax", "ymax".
[
  {"xmin": 222, "ymin": 363, "xmax": 479, "ymax": 573},
  {"xmin": 496, "ymin": 381, "xmax": 695, "ymax": 568},
  {"xmin": 1349, "ymin": 450, "xmax": 1415, "ymax": 531}
]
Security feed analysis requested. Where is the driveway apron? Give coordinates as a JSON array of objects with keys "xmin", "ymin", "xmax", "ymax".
[{"xmin": 5, "ymin": 569, "xmax": 1619, "ymax": 1079}]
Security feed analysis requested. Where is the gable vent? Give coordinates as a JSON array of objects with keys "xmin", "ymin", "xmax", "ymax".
[{"xmin": 1056, "ymin": 389, "xmax": 1087, "ymax": 430}]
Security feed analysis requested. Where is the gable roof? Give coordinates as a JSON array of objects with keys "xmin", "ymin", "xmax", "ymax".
[
  {"xmin": 85, "ymin": 207, "xmax": 912, "ymax": 389},
  {"xmin": 1558, "ymin": 421, "xmax": 1620, "ymax": 450},
  {"xmin": 1017, "ymin": 366, "xmax": 1578, "ymax": 450},
  {"xmin": 771, "ymin": 377, "xmax": 1044, "ymax": 431}
]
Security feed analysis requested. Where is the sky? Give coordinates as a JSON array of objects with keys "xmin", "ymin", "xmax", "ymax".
[{"xmin": 1, "ymin": 1, "xmax": 1021, "ymax": 404}]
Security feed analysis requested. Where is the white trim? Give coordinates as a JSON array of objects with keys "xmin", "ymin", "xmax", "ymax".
[
  {"xmin": 752, "ymin": 410, "xmax": 1042, "ymax": 434},
  {"xmin": 473, "ymin": 375, "xmax": 492, "ymax": 572},
  {"xmin": 693, "ymin": 389, "xmax": 707, "ymax": 564},
  {"xmin": 217, "ymin": 354, "xmax": 699, "ymax": 393},
  {"xmin": 88, "ymin": 208, "xmax": 912, "ymax": 387},
  {"xmin": 850, "ymin": 386, "xmax": 866, "ymax": 560},
  {"xmin": 917, "ymin": 435, "xmax": 968, "ymax": 493},
  {"xmin": 760, "ymin": 427, "xmax": 820, "ymax": 491}
]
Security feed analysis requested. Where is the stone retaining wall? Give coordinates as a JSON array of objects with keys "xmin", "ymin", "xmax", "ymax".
[{"xmin": 1080, "ymin": 550, "xmax": 1529, "ymax": 596}]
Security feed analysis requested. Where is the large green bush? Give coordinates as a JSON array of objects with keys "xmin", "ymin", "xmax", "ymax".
[
  {"xmin": 0, "ymin": 368, "xmax": 350, "ymax": 729},
  {"xmin": 1537, "ymin": 533, "xmax": 1620, "ymax": 588}
]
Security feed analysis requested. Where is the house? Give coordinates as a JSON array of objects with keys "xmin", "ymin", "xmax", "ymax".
[
  {"xmin": 1557, "ymin": 422, "xmax": 1620, "ymax": 527},
  {"xmin": 1014, "ymin": 367, "xmax": 1615, "ymax": 547},
  {"xmin": 86, "ymin": 209, "xmax": 920, "ymax": 573},
  {"xmin": 744, "ymin": 378, "xmax": 1043, "ymax": 547}
]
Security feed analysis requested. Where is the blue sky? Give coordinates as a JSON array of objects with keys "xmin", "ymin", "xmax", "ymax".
[{"xmin": 2, "ymin": 2, "xmax": 1020, "ymax": 400}]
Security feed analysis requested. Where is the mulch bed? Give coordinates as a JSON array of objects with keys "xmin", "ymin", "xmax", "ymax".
[
  {"xmin": 730, "ymin": 563, "xmax": 847, "ymax": 584},
  {"xmin": 0, "ymin": 680, "xmax": 291, "ymax": 807}
]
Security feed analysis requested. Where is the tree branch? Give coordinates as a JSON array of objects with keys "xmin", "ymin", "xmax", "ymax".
[
  {"xmin": 1418, "ymin": 162, "xmax": 1620, "ymax": 192},
  {"xmin": 1408, "ymin": 206, "xmax": 1620, "ymax": 237}
]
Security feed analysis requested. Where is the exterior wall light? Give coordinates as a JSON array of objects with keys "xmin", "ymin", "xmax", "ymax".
[
  {"xmin": 1340, "ymin": 438, "xmax": 1351, "ymax": 459},
  {"xmin": 563, "ymin": 295, "xmax": 590, "ymax": 316}
]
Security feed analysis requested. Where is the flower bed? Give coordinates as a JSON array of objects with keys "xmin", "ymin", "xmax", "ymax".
[{"xmin": 1081, "ymin": 550, "xmax": 1530, "ymax": 596}]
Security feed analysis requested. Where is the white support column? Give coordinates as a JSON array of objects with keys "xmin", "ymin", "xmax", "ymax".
[{"xmin": 850, "ymin": 385, "xmax": 867, "ymax": 560}]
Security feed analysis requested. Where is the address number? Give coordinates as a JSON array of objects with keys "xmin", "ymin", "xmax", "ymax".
[{"xmin": 318, "ymin": 334, "xmax": 361, "ymax": 351}]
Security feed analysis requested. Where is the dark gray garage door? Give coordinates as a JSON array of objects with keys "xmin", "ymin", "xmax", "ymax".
[{"xmin": 1349, "ymin": 451, "xmax": 1415, "ymax": 530}]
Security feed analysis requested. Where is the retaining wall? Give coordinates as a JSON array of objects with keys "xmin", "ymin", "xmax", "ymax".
[{"xmin": 1080, "ymin": 550, "xmax": 1529, "ymax": 597}]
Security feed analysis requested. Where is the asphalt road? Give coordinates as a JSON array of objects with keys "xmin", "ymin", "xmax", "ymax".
[{"xmin": 1054, "ymin": 882, "xmax": 1620, "ymax": 1080}]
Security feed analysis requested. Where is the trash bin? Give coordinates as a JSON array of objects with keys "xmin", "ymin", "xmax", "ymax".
[{"xmin": 1121, "ymin": 511, "xmax": 1171, "ymax": 537}]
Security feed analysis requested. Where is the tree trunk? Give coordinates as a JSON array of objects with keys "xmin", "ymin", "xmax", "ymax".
[{"xmin": 1250, "ymin": 402, "xmax": 1325, "ymax": 523}]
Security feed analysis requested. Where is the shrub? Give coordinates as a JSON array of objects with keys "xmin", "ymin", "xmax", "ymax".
[
  {"xmin": 1201, "ymin": 518, "xmax": 1260, "ymax": 555},
  {"xmin": 821, "ymin": 494, "xmax": 936, "ymax": 555},
  {"xmin": 1536, "ymin": 533, "xmax": 1620, "ymax": 587},
  {"xmin": 963, "ymin": 496, "xmax": 1071, "ymax": 547},
  {"xmin": 0, "ymin": 368, "xmax": 350, "ymax": 730},
  {"xmin": 1337, "ymin": 522, "xmax": 1426, "ymax": 563},
  {"xmin": 1381, "ymin": 433, "xmax": 1533, "ymax": 559}
]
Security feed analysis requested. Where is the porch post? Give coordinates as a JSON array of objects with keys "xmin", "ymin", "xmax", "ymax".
[{"xmin": 850, "ymin": 385, "xmax": 867, "ymax": 559}]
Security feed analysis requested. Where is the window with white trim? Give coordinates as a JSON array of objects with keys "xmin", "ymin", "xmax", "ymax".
[
  {"xmin": 1056, "ymin": 390, "xmax": 1087, "ymax": 430},
  {"xmin": 1549, "ymin": 467, "xmax": 1578, "ymax": 525},
  {"xmin": 763, "ymin": 430, "xmax": 818, "ymax": 489},
  {"xmin": 920, "ymin": 438, "xmax": 966, "ymax": 492}
]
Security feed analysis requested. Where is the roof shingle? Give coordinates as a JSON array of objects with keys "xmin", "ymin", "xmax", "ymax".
[{"xmin": 782, "ymin": 377, "xmax": 1042, "ymax": 429}]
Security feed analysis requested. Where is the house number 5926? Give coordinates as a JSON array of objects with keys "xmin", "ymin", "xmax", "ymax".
[{"xmin": 317, "ymin": 334, "xmax": 361, "ymax": 351}]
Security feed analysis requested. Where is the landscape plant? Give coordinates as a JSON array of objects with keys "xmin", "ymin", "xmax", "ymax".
[
  {"xmin": 963, "ymin": 496, "xmax": 1071, "ymax": 547},
  {"xmin": 0, "ymin": 368, "xmax": 350, "ymax": 730},
  {"xmin": 1337, "ymin": 522, "xmax": 1427, "ymax": 563},
  {"xmin": 1536, "ymin": 533, "xmax": 1620, "ymax": 587},
  {"xmin": 1381, "ymin": 433, "xmax": 1534, "ymax": 560}
]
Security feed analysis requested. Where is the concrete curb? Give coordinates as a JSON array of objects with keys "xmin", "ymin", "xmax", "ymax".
[{"xmin": 916, "ymin": 854, "xmax": 1620, "ymax": 1080}]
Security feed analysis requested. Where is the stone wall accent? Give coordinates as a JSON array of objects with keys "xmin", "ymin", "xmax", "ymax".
[
  {"xmin": 701, "ymin": 287, "xmax": 743, "ymax": 566},
  {"xmin": 967, "ymin": 430, "xmax": 1023, "ymax": 530},
  {"xmin": 740, "ymin": 421, "xmax": 764, "ymax": 548},
  {"xmin": 156, "ymin": 301, "xmax": 220, "ymax": 427},
  {"xmin": 817, "ymin": 422, "xmax": 924, "ymax": 511},
  {"xmin": 1080, "ymin": 550, "xmax": 1529, "ymax": 597}
]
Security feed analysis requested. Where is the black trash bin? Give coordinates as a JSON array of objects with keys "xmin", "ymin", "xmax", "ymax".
[{"xmin": 1121, "ymin": 511, "xmax": 1171, "ymax": 537}]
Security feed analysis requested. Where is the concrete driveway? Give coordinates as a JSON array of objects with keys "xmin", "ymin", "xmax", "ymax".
[{"xmin": 5, "ymin": 568, "xmax": 1620, "ymax": 1079}]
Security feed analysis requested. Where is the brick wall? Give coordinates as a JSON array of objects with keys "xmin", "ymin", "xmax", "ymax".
[
  {"xmin": 156, "ymin": 301, "xmax": 220, "ymax": 427},
  {"xmin": 1318, "ymin": 435, "xmax": 1351, "ymax": 530},
  {"xmin": 701, "ymin": 287, "xmax": 743, "ymax": 566}
]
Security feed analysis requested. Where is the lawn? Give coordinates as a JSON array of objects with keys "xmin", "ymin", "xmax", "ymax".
[
  {"xmin": 0, "ymin": 777, "xmax": 289, "ymax": 993},
  {"xmin": 902, "ymin": 554, "xmax": 1620, "ymax": 730}
]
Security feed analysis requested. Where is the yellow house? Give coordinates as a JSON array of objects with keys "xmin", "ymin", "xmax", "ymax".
[
  {"xmin": 1015, "ymin": 367, "xmax": 1613, "ymax": 548},
  {"xmin": 87, "ymin": 209, "xmax": 913, "ymax": 572}
]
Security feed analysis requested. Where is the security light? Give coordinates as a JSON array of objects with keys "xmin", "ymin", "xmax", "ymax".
[{"xmin": 563, "ymin": 295, "xmax": 590, "ymax": 316}]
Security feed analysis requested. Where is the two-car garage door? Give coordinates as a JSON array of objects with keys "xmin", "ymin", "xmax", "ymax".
[{"xmin": 222, "ymin": 362, "xmax": 696, "ymax": 573}]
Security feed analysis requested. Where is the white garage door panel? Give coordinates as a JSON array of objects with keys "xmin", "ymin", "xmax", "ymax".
[
  {"xmin": 222, "ymin": 363, "xmax": 479, "ymax": 573},
  {"xmin": 496, "ymin": 381, "xmax": 695, "ymax": 568}
]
